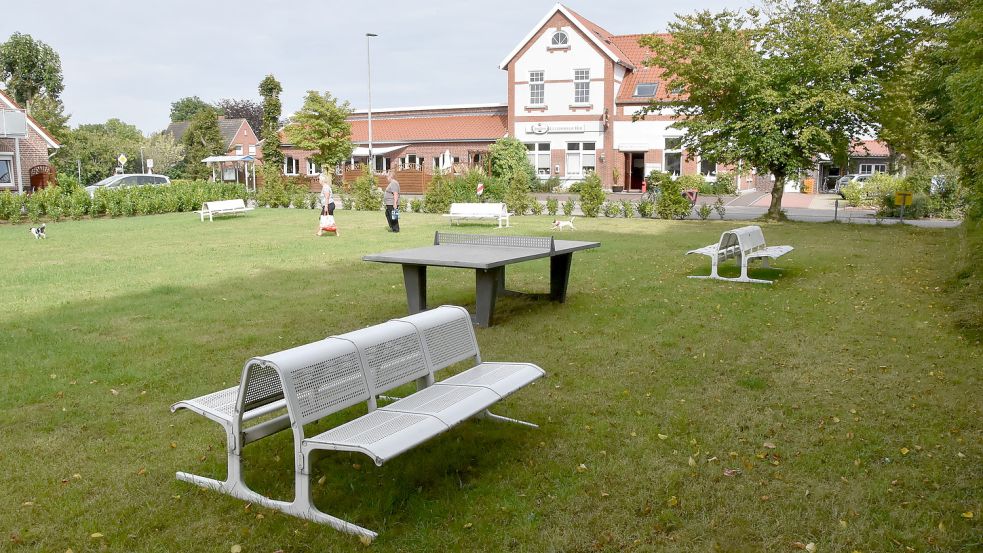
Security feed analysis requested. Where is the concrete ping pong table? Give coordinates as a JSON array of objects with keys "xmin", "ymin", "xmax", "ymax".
[{"xmin": 363, "ymin": 232, "xmax": 600, "ymax": 327}]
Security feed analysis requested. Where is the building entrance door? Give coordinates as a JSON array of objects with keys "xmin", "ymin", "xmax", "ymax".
[{"xmin": 629, "ymin": 153, "xmax": 645, "ymax": 191}]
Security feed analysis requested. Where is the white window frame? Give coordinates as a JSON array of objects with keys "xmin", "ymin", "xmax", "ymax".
[
  {"xmin": 859, "ymin": 163, "xmax": 886, "ymax": 175},
  {"xmin": 699, "ymin": 156, "xmax": 717, "ymax": 178},
  {"xmin": 372, "ymin": 156, "xmax": 389, "ymax": 173},
  {"xmin": 0, "ymin": 155, "xmax": 13, "ymax": 185},
  {"xmin": 633, "ymin": 82, "xmax": 659, "ymax": 97},
  {"xmin": 565, "ymin": 142, "xmax": 595, "ymax": 177},
  {"xmin": 234, "ymin": 145, "xmax": 243, "ymax": 156},
  {"xmin": 526, "ymin": 143, "xmax": 551, "ymax": 176},
  {"xmin": 307, "ymin": 159, "xmax": 320, "ymax": 175},
  {"xmin": 283, "ymin": 156, "xmax": 299, "ymax": 175},
  {"xmin": 551, "ymin": 31, "xmax": 569, "ymax": 47},
  {"xmin": 574, "ymin": 69, "xmax": 590, "ymax": 104},
  {"xmin": 664, "ymin": 137, "xmax": 683, "ymax": 177},
  {"xmin": 248, "ymin": 145, "xmax": 256, "ymax": 155},
  {"xmin": 529, "ymin": 70, "xmax": 545, "ymax": 106},
  {"xmin": 401, "ymin": 154, "xmax": 419, "ymax": 169}
]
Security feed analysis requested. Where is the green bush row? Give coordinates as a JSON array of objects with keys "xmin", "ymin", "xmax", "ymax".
[
  {"xmin": 0, "ymin": 180, "xmax": 251, "ymax": 223},
  {"xmin": 842, "ymin": 170, "xmax": 965, "ymax": 219}
]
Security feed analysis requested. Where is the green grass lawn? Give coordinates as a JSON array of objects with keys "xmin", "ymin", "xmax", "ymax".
[{"xmin": 1, "ymin": 209, "xmax": 979, "ymax": 552}]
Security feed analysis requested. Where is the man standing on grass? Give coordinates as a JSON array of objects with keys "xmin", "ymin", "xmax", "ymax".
[{"xmin": 384, "ymin": 170, "xmax": 400, "ymax": 233}]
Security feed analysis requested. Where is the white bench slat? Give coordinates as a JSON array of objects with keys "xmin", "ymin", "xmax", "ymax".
[
  {"xmin": 380, "ymin": 384, "xmax": 500, "ymax": 427},
  {"xmin": 198, "ymin": 198, "xmax": 254, "ymax": 221},
  {"xmin": 443, "ymin": 202, "xmax": 512, "ymax": 228}
]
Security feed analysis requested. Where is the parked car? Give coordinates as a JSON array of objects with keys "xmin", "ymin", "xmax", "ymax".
[
  {"xmin": 835, "ymin": 174, "xmax": 870, "ymax": 196},
  {"xmin": 85, "ymin": 174, "xmax": 170, "ymax": 198}
]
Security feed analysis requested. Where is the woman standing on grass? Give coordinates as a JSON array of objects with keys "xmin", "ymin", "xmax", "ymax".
[
  {"xmin": 317, "ymin": 172, "xmax": 337, "ymax": 236},
  {"xmin": 384, "ymin": 170, "xmax": 400, "ymax": 233}
]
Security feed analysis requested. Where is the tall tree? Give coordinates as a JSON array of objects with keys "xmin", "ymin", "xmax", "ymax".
[
  {"xmin": 0, "ymin": 32, "xmax": 64, "ymax": 110},
  {"xmin": 215, "ymin": 98, "xmax": 264, "ymax": 140},
  {"xmin": 284, "ymin": 91, "xmax": 354, "ymax": 172},
  {"xmin": 169, "ymin": 96, "xmax": 220, "ymax": 123},
  {"xmin": 29, "ymin": 94, "xmax": 70, "ymax": 142},
  {"xmin": 258, "ymin": 75, "xmax": 284, "ymax": 170},
  {"xmin": 55, "ymin": 119, "xmax": 144, "ymax": 184},
  {"xmin": 142, "ymin": 131, "xmax": 185, "ymax": 177},
  {"xmin": 640, "ymin": 0, "xmax": 913, "ymax": 218},
  {"xmin": 181, "ymin": 109, "xmax": 225, "ymax": 180},
  {"xmin": 489, "ymin": 136, "xmax": 538, "ymax": 186}
]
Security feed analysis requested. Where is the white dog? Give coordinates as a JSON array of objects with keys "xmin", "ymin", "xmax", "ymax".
[
  {"xmin": 550, "ymin": 217, "xmax": 575, "ymax": 231},
  {"xmin": 30, "ymin": 223, "xmax": 46, "ymax": 239}
]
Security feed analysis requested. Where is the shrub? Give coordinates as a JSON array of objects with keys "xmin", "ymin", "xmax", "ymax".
[
  {"xmin": 714, "ymin": 171, "xmax": 738, "ymax": 195},
  {"xmin": 578, "ymin": 173, "xmax": 605, "ymax": 217},
  {"xmin": 529, "ymin": 199, "xmax": 544, "ymax": 215},
  {"xmin": 843, "ymin": 173, "xmax": 903, "ymax": 208},
  {"xmin": 341, "ymin": 195, "xmax": 355, "ymax": 210},
  {"xmin": 410, "ymin": 198, "xmax": 423, "ymax": 213},
  {"xmin": 562, "ymin": 198, "xmax": 575, "ymax": 216},
  {"xmin": 56, "ymin": 172, "xmax": 83, "ymax": 194},
  {"xmin": 637, "ymin": 199, "xmax": 655, "ymax": 218},
  {"xmin": 676, "ymin": 174, "xmax": 705, "ymax": 193},
  {"xmin": 645, "ymin": 170, "xmax": 673, "ymax": 197},
  {"xmin": 713, "ymin": 197, "xmax": 727, "ymax": 219},
  {"xmin": 567, "ymin": 181, "xmax": 582, "ymax": 194},
  {"xmin": 0, "ymin": 191, "xmax": 21, "ymax": 221},
  {"xmin": 546, "ymin": 197, "xmax": 559, "ymax": 216},
  {"xmin": 424, "ymin": 171, "xmax": 454, "ymax": 213},
  {"xmin": 530, "ymin": 176, "xmax": 552, "ymax": 193},
  {"xmin": 656, "ymin": 176, "xmax": 693, "ymax": 220},
  {"xmin": 545, "ymin": 174, "xmax": 562, "ymax": 193},
  {"xmin": 602, "ymin": 201, "xmax": 620, "ymax": 217},
  {"xmin": 620, "ymin": 199, "xmax": 635, "ymax": 218},
  {"xmin": 697, "ymin": 203, "xmax": 712, "ymax": 220},
  {"xmin": 352, "ymin": 167, "xmax": 382, "ymax": 211},
  {"xmin": 65, "ymin": 189, "xmax": 91, "ymax": 219},
  {"xmin": 504, "ymin": 170, "xmax": 533, "ymax": 215},
  {"xmin": 397, "ymin": 197, "xmax": 408, "ymax": 212}
]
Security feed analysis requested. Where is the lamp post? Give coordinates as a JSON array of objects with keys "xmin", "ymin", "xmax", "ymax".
[
  {"xmin": 366, "ymin": 32, "xmax": 378, "ymax": 172},
  {"xmin": 140, "ymin": 147, "xmax": 145, "ymax": 174}
]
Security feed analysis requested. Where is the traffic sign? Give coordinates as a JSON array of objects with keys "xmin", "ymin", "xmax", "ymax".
[
  {"xmin": 117, "ymin": 154, "xmax": 128, "ymax": 165},
  {"xmin": 894, "ymin": 191, "xmax": 913, "ymax": 206}
]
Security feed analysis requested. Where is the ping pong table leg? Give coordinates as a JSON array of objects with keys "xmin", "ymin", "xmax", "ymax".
[
  {"xmin": 550, "ymin": 253, "xmax": 573, "ymax": 302},
  {"xmin": 402, "ymin": 264, "xmax": 427, "ymax": 314},
  {"xmin": 475, "ymin": 267, "xmax": 502, "ymax": 327}
]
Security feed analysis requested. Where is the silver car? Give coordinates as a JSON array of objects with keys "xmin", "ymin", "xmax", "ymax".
[
  {"xmin": 85, "ymin": 174, "xmax": 170, "ymax": 198},
  {"xmin": 836, "ymin": 174, "xmax": 870, "ymax": 196}
]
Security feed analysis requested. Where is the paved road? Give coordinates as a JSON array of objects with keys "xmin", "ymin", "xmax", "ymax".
[{"xmin": 531, "ymin": 191, "xmax": 962, "ymax": 228}]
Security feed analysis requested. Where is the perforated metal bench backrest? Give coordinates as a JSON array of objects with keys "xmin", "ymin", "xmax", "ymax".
[
  {"xmin": 719, "ymin": 225, "xmax": 766, "ymax": 254},
  {"xmin": 205, "ymin": 199, "xmax": 246, "ymax": 210},
  {"xmin": 450, "ymin": 203, "xmax": 505, "ymax": 215},
  {"xmin": 251, "ymin": 337, "xmax": 370, "ymax": 428},
  {"xmin": 396, "ymin": 305, "xmax": 479, "ymax": 373},
  {"xmin": 239, "ymin": 362, "xmax": 285, "ymax": 411},
  {"xmin": 335, "ymin": 320, "xmax": 430, "ymax": 397}
]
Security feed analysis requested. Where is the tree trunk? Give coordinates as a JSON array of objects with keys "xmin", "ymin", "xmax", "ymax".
[{"xmin": 766, "ymin": 170, "xmax": 786, "ymax": 219}]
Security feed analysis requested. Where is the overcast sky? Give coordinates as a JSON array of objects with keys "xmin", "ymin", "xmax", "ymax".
[{"xmin": 1, "ymin": 0, "xmax": 756, "ymax": 134}]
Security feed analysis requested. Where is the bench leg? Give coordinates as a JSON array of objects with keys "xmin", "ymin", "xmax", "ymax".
[
  {"xmin": 287, "ymin": 463, "xmax": 379, "ymax": 540},
  {"xmin": 688, "ymin": 253, "xmax": 723, "ymax": 280},
  {"xmin": 479, "ymin": 409, "xmax": 539, "ymax": 428}
]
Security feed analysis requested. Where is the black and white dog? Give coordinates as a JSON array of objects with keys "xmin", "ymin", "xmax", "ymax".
[{"xmin": 30, "ymin": 223, "xmax": 47, "ymax": 239}]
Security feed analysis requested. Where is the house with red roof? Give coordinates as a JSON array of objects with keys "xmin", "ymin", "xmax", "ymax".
[{"xmin": 0, "ymin": 89, "xmax": 61, "ymax": 193}]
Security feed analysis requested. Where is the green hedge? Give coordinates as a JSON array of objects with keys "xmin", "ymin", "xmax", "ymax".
[{"xmin": 0, "ymin": 180, "xmax": 250, "ymax": 223}]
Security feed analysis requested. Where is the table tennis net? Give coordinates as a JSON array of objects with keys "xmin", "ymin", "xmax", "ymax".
[{"xmin": 434, "ymin": 232, "xmax": 554, "ymax": 251}]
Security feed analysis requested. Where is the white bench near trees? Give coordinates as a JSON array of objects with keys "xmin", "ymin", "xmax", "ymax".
[
  {"xmin": 444, "ymin": 202, "xmax": 512, "ymax": 228},
  {"xmin": 197, "ymin": 198, "xmax": 253, "ymax": 221},
  {"xmin": 686, "ymin": 225, "xmax": 793, "ymax": 284},
  {"xmin": 171, "ymin": 305, "xmax": 544, "ymax": 539}
]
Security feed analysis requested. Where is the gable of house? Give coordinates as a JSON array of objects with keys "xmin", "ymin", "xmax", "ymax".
[
  {"xmin": 165, "ymin": 117, "xmax": 257, "ymax": 155},
  {"xmin": 0, "ymin": 89, "xmax": 60, "ymax": 191}
]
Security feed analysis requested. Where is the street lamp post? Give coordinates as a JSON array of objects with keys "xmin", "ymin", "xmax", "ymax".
[
  {"xmin": 366, "ymin": 32, "xmax": 378, "ymax": 173},
  {"xmin": 140, "ymin": 147, "xmax": 145, "ymax": 174}
]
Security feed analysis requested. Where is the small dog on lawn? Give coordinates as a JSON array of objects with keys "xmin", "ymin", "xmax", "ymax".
[
  {"xmin": 550, "ymin": 217, "xmax": 575, "ymax": 231},
  {"xmin": 30, "ymin": 223, "xmax": 47, "ymax": 239}
]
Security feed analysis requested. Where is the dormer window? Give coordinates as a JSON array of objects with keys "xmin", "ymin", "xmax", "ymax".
[
  {"xmin": 633, "ymin": 82, "xmax": 659, "ymax": 97},
  {"xmin": 551, "ymin": 31, "xmax": 569, "ymax": 47}
]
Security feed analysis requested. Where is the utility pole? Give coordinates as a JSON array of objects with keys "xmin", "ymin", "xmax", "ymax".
[{"xmin": 366, "ymin": 32, "xmax": 378, "ymax": 172}]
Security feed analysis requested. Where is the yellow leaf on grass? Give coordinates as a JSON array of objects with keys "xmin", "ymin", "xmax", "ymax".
[
  {"xmin": 962, "ymin": 511, "xmax": 974, "ymax": 519},
  {"xmin": 688, "ymin": 456, "xmax": 696, "ymax": 467},
  {"xmin": 317, "ymin": 475, "xmax": 327, "ymax": 485},
  {"xmin": 763, "ymin": 442, "xmax": 776, "ymax": 449},
  {"xmin": 900, "ymin": 447, "xmax": 910, "ymax": 455},
  {"xmin": 667, "ymin": 496, "xmax": 678, "ymax": 507},
  {"xmin": 230, "ymin": 545, "xmax": 242, "ymax": 553},
  {"xmin": 576, "ymin": 463, "xmax": 588, "ymax": 473},
  {"xmin": 658, "ymin": 434, "xmax": 668, "ymax": 440},
  {"xmin": 90, "ymin": 533, "xmax": 103, "ymax": 539},
  {"xmin": 463, "ymin": 522, "xmax": 473, "ymax": 529},
  {"xmin": 359, "ymin": 535, "xmax": 373, "ymax": 546}
]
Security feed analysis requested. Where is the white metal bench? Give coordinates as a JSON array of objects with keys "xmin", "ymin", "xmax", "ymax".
[
  {"xmin": 197, "ymin": 198, "xmax": 254, "ymax": 221},
  {"xmin": 443, "ymin": 202, "xmax": 512, "ymax": 228},
  {"xmin": 686, "ymin": 225, "xmax": 793, "ymax": 284},
  {"xmin": 171, "ymin": 305, "xmax": 544, "ymax": 539}
]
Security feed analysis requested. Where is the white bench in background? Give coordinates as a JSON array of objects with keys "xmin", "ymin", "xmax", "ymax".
[
  {"xmin": 171, "ymin": 305, "xmax": 544, "ymax": 540},
  {"xmin": 686, "ymin": 225, "xmax": 793, "ymax": 284},
  {"xmin": 444, "ymin": 202, "xmax": 512, "ymax": 228},
  {"xmin": 198, "ymin": 198, "xmax": 253, "ymax": 221}
]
